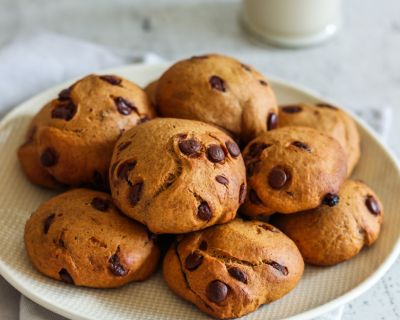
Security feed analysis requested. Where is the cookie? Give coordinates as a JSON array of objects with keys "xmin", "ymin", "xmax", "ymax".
[
  {"xmin": 24, "ymin": 188, "xmax": 160, "ymax": 288},
  {"xmin": 279, "ymin": 102, "xmax": 360, "ymax": 175},
  {"xmin": 241, "ymin": 126, "xmax": 348, "ymax": 217},
  {"xmin": 144, "ymin": 79, "xmax": 158, "ymax": 107},
  {"xmin": 155, "ymin": 54, "xmax": 278, "ymax": 143},
  {"xmin": 18, "ymin": 137, "xmax": 62, "ymax": 189},
  {"xmin": 163, "ymin": 219, "xmax": 304, "ymax": 319},
  {"xmin": 17, "ymin": 74, "xmax": 155, "ymax": 189},
  {"xmin": 272, "ymin": 180, "xmax": 383, "ymax": 265},
  {"xmin": 109, "ymin": 118, "xmax": 246, "ymax": 234}
]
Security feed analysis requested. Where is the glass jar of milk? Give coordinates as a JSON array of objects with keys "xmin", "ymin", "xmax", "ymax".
[{"xmin": 242, "ymin": 0, "xmax": 342, "ymax": 47}]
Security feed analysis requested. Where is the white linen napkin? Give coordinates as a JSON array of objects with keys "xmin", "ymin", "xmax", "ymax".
[
  {"xmin": 0, "ymin": 31, "xmax": 162, "ymax": 117},
  {"xmin": 0, "ymin": 32, "xmax": 391, "ymax": 320}
]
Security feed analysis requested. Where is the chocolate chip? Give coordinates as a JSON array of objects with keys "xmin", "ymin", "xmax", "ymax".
[
  {"xmin": 316, "ymin": 103, "xmax": 338, "ymax": 110},
  {"xmin": 118, "ymin": 141, "xmax": 131, "ymax": 151},
  {"xmin": 100, "ymin": 75, "xmax": 122, "ymax": 85},
  {"xmin": 246, "ymin": 160, "xmax": 260, "ymax": 177},
  {"xmin": 179, "ymin": 139, "xmax": 201, "ymax": 156},
  {"xmin": 281, "ymin": 105, "xmax": 302, "ymax": 113},
  {"xmin": 322, "ymin": 193, "xmax": 340, "ymax": 207},
  {"xmin": 129, "ymin": 182, "xmax": 143, "ymax": 206},
  {"xmin": 209, "ymin": 75, "xmax": 226, "ymax": 92},
  {"xmin": 228, "ymin": 267, "xmax": 248, "ymax": 283},
  {"xmin": 117, "ymin": 160, "xmax": 137, "ymax": 181},
  {"xmin": 249, "ymin": 189, "xmax": 262, "ymax": 205},
  {"xmin": 225, "ymin": 141, "xmax": 240, "ymax": 158},
  {"xmin": 91, "ymin": 197, "xmax": 109, "ymax": 211},
  {"xmin": 248, "ymin": 143, "xmax": 270, "ymax": 158},
  {"xmin": 206, "ymin": 280, "xmax": 228, "ymax": 303},
  {"xmin": 109, "ymin": 253, "xmax": 127, "ymax": 276},
  {"xmin": 197, "ymin": 201, "xmax": 212, "ymax": 221},
  {"xmin": 199, "ymin": 240, "xmax": 208, "ymax": 250},
  {"xmin": 268, "ymin": 261, "xmax": 288, "ymax": 276},
  {"xmin": 43, "ymin": 213, "xmax": 55, "ymax": 234},
  {"xmin": 58, "ymin": 88, "xmax": 71, "ymax": 101},
  {"xmin": 138, "ymin": 115, "xmax": 150, "ymax": 124},
  {"xmin": 241, "ymin": 64, "xmax": 252, "ymax": 72},
  {"xmin": 267, "ymin": 113, "xmax": 278, "ymax": 130},
  {"xmin": 292, "ymin": 141, "xmax": 311, "ymax": 152},
  {"xmin": 239, "ymin": 183, "xmax": 247, "ymax": 204},
  {"xmin": 185, "ymin": 252, "xmax": 204, "ymax": 271},
  {"xmin": 40, "ymin": 148, "xmax": 58, "ymax": 167},
  {"xmin": 259, "ymin": 80, "xmax": 268, "ymax": 86},
  {"xmin": 365, "ymin": 195, "xmax": 381, "ymax": 215},
  {"xmin": 59, "ymin": 268, "xmax": 74, "ymax": 284},
  {"xmin": 51, "ymin": 102, "xmax": 76, "ymax": 121},
  {"xmin": 215, "ymin": 175, "xmax": 229, "ymax": 186},
  {"xmin": 207, "ymin": 145, "xmax": 225, "ymax": 163},
  {"xmin": 268, "ymin": 167, "xmax": 288, "ymax": 189},
  {"xmin": 114, "ymin": 97, "xmax": 138, "ymax": 115},
  {"xmin": 93, "ymin": 171, "xmax": 107, "ymax": 190}
]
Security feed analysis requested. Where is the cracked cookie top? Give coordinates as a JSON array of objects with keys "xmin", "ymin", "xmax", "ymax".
[
  {"xmin": 240, "ymin": 126, "xmax": 348, "ymax": 217},
  {"xmin": 24, "ymin": 188, "xmax": 160, "ymax": 288},
  {"xmin": 279, "ymin": 102, "xmax": 360, "ymax": 176},
  {"xmin": 162, "ymin": 219, "xmax": 304, "ymax": 319},
  {"xmin": 18, "ymin": 74, "xmax": 155, "ymax": 189},
  {"xmin": 155, "ymin": 54, "xmax": 278, "ymax": 144},
  {"xmin": 109, "ymin": 118, "xmax": 247, "ymax": 234},
  {"xmin": 271, "ymin": 180, "xmax": 384, "ymax": 266}
]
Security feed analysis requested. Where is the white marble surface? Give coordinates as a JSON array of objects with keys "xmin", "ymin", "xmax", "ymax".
[{"xmin": 0, "ymin": 0, "xmax": 399, "ymax": 319}]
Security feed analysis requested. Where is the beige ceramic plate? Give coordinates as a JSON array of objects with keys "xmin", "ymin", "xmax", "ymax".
[{"xmin": 0, "ymin": 63, "xmax": 399, "ymax": 320}]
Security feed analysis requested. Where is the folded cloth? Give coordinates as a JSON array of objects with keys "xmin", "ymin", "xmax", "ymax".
[
  {"xmin": 0, "ymin": 32, "xmax": 390, "ymax": 320},
  {"xmin": 0, "ymin": 31, "xmax": 162, "ymax": 118}
]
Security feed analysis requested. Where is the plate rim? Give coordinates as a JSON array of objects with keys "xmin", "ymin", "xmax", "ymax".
[{"xmin": 0, "ymin": 62, "xmax": 399, "ymax": 320}]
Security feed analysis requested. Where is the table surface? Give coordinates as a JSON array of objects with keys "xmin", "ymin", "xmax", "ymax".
[{"xmin": 0, "ymin": 0, "xmax": 399, "ymax": 319}]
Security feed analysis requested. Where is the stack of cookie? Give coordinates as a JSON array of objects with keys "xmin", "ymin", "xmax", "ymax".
[{"xmin": 19, "ymin": 54, "xmax": 384, "ymax": 319}]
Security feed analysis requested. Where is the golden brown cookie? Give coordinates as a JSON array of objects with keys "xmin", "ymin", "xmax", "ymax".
[
  {"xmin": 24, "ymin": 188, "xmax": 160, "ymax": 288},
  {"xmin": 156, "ymin": 54, "xmax": 278, "ymax": 143},
  {"xmin": 241, "ymin": 126, "xmax": 348, "ymax": 217},
  {"xmin": 18, "ymin": 139, "xmax": 62, "ymax": 189},
  {"xmin": 144, "ymin": 79, "xmax": 158, "ymax": 107},
  {"xmin": 163, "ymin": 219, "xmax": 304, "ymax": 319},
  {"xmin": 17, "ymin": 74, "xmax": 155, "ymax": 189},
  {"xmin": 272, "ymin": 180, "xmax": 383, "ymax": 266},
  {"xmin": 279, "ymin": 102, "xmax": 360, "ymax": 175},
  {"xmin": 109, "ymin": 118, "xmax": 247, "ymax": 234}
]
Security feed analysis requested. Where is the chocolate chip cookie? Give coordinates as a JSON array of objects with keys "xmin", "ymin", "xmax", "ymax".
[
  {"xmin": 272, "ymin": 180, "xmax": 383, "ymax": 265},
  {"xmin": 155, "ymin": 54, "xmax": 278, "ymax": 143},
  {"xmin": 109, "ymin": 118, "xmax": 246, "ymax": 234},
  {"xmin": 241, "ymin": 126, "xmax": 348, "ymax": 217},
  {"xmin": 18, "ymin": 74, "xmax": 155, "ymax": 189},
  {"xmin": 144, "ymin": 79, "xmax": 158, "ymax": 107},
  {"xmin": 279, "ymin": 102, "xmax": 360, "ymax": 175},
  {"xmin": 24, "ymin": 188, "xmax": 160, "ymax": 288},
  {"xmin": 162, "ymin": 219, "xmax": 304, "ymax": 319}
]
